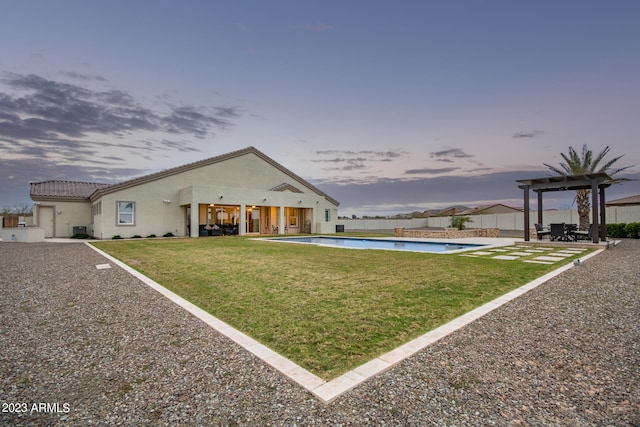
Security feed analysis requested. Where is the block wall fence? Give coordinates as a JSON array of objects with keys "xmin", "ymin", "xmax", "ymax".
[{"xmin": 337, "ymin": 206, "xmax": 640, "ymax": 232}]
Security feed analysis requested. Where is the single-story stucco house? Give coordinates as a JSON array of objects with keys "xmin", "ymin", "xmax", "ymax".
[{"xmin": 30, "ymin": 147, "xmax": 340, "ymax": 239}]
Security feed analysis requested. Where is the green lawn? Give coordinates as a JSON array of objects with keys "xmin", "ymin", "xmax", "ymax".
[{"xmin": 92, "ymin": 236, "xmax": 590, "ymax": 379}]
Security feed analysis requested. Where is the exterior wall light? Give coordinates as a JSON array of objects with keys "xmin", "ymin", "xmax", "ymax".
[{"xmin": 162, "ymin": 199, "xmax": 171, "ymax": 204}]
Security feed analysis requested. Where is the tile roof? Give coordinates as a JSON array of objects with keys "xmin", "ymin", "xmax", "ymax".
[
  {"xmin": 458, "ymin": 204, "xmax": 523, "ymax": 215},
  {"xmin": 30, "ymin": 180, "xmax": 111, "ymax": 199},
  {"xmin": 606, "ymin": 194, "xmax": 640, "ymax": 206}
]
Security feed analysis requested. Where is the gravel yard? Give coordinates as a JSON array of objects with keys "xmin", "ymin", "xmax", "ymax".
[{"xmin": 1, "ymin": 240, "xmax": 638, "ymax": 426}]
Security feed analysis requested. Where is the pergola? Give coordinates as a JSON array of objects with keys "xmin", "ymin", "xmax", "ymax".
[{"xmin": 516, "ymin": 173, "xmax": 612, "ymax": 244}]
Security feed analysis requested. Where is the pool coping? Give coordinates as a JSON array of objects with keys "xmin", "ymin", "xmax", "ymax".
[{"xmin": 86, "ymin": 241, "xmax": 602, "ymax": 405}]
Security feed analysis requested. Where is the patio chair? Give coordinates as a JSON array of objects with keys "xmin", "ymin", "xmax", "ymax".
[
  {"xmin": 570, "ymin": 224, "xmax": 593, "ymax": 241},
  {"xmin": 550, "ymin": 223, "xmax": 566, "ymax": 241},
  {"xmin": 534, "ymin": 223, "xmax": 551, "ymax": 240}
]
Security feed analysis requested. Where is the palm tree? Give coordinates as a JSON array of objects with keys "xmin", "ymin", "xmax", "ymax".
[{"xmin": 544, "ymin": 145, "xmax": 633, "ymax": 230}]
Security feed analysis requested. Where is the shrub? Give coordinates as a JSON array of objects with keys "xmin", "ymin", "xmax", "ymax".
[
  {"xmin": 112, "ymin": 235, "xmax": 123, "ymax": 240},
  {"xmin": 146, "ymin": 234, "xmax": 157, "ymax": 238},
  {"xmin": 607, "ymin": 222, "xmax": 640, "ymax": 238},
  {"xmin": 163, "ymin": 232, "xmax": 175, "ymax": 237},
  {"xmin": 450, "ymin": 215, "xmax": 473, "ymax": 230},
  {"xmin": 71, "ymin": 233, "xmax": 92, "ymax": 239},
  {"xmin": 624, "ymin": 222, "xmax": 640, "ymax": 238},
  {"xmin": 607, "ymin": 223, "xmax": 626, "ymax": 238}
]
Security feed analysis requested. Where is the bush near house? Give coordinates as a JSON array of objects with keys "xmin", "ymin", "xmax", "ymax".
[
  {"xmin": 450, "ymin": 215, "xmax": 473, "ymax": 230},
  {"xmin": 607, "ymin": 223, "xmax": 640, "ymax": 238},
  {"xmin": 71, "ymin": 233, "xmax": 93, "ymax": 239}
]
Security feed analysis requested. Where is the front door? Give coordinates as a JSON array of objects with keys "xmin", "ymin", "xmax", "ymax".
[{"xmin": 40, "ymin": 206, "xmax": 54, "ymax": 238}]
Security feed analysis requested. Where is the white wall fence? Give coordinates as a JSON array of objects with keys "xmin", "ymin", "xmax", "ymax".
[
  {"xmin": 337, "ymin": 218, "xmax": 428, "ymax": 231},
  {"xmin": 338, "ymin": 206, "xmax": 640, "ymax": 231}
]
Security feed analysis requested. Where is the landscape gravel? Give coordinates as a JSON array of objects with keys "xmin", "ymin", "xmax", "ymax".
[{"xmin": 0, "ymin": 239, "xmax": 638, "ymax": 426}]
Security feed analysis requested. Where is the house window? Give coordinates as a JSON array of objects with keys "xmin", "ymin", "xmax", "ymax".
[
  {"xmin": 117, "ymin": 201, "xmax": 135, "ymax": 225},
  {"xmin": 325, "ymin": 209, "xmax": 330, "ymax": 222}
]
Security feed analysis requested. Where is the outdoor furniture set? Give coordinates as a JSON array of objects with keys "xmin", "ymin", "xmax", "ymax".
[
  {"xmin": 535, "ymin": 223, "xmax": 593, "ymax": 242},
  {"xmin": 199, "ymin": 224, "xmax": 239, "ymax": 236}
]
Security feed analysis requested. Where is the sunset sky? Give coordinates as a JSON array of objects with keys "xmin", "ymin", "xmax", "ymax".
[{"xmin": 1, "ymin": 1, "xmax": 639, "ymax": 216}]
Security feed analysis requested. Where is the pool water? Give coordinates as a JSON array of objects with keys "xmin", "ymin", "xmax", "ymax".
[{"xmin": 266, "ymin": 236, "xmax": 486, "ymax": 253}]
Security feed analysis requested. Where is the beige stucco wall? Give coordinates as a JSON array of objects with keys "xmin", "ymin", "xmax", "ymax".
[
  {"xmin": 33, "ymin": 201, "xmax": 93, "ymax": 238},
  {"xmin": 94, "ymin": 152, "xmax": 338, "ymax": 239},
  {"xmin": 94, "ymin": 189, "xmax": 187, "ymax": 239},
  {"xmin": 1, "ymin": 227, "xmax": 45, "ymax": 242}
]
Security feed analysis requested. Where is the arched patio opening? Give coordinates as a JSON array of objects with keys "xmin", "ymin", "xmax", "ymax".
[{"xmin": 516, "ymin": 173, "xmax": 612, "ymax": 243}]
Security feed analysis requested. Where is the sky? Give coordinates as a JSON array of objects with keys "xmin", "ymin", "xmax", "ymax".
[{"xmin": 1, "ymin": 1, "xmax": 639, "ymax": 217}]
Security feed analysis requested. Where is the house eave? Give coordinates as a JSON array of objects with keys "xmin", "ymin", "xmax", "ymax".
[{"xmin": 31, "ymin": 195, "xmax": 90, "ymax": 203}]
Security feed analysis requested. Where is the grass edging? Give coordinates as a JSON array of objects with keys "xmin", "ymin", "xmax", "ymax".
[
  {"xmin": 90, "ymin": 238, "xmax": 594, "ymax": 379},
  {"xmin": 86, "ymin": 241, "xmax": 602, "ymax": 404}
]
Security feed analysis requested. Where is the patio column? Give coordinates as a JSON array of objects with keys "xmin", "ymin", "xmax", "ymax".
[
  {"xmin": 523, "ymin": 185, "xmax": 530, "ymax": 241},
  {"xmin": 239, "ymin": 204, "xmax": 246, "ymax": 236},
  {"xmin": 279, "ymin": 205, "xmax": 286, "ymax": 235},
  {"xmin": 537, "ymin": 190, "xmax": 543, "ymax": 226},
  {"xmin": 190, "ymin": 202, "xmax": 199, "ymax": 237},
  {"xmin": 591, "ymin": 179, "xmax": 599, "ymax": 244},
  {"xmin": 599, "ymin": 185, "xmax": 607, "ymax": 242}
]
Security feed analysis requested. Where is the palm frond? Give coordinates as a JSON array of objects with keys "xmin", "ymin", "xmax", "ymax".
[{"xmin": 590, "ymin": 146, "xmax": 611, "ymax": 172}]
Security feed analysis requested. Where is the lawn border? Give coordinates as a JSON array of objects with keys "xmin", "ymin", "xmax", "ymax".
[{"xmin": 86, "ymin": 241, "xmax": 603, "ymax": 404}]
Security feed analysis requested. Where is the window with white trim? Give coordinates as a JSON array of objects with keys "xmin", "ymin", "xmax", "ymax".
[{"xmin": 117, "ymin": 201, "xmax": 135, "ymax": 225}]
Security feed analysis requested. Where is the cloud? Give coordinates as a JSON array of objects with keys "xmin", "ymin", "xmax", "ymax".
[
  {"xmin": 236, "ymin": 23, "xmax": 250, "ymax": 32},
  {"xmin": 513, "ymin": 130, "xmax": 544, "ymax": 139},
  {"xmin": 316, "ymin": 150, "xmax": 403, "ymax": 161},
  {"xmin": 0, "ymin": 157, "xmax": 149, "ymax": 209},
  {"xmin": 158, "ymin": 139, "xmax": 202, "ymax": 153},
  {"xmin": 312, "ymin": 149, "xmax": 404, "ymax": 172},
  {"xmin": 429, "ymin": 148, "xmax": 474, "ymax": 160},
  {"xmin": 0, "ymin": 71, "xmax": 241, "ymax": 162},
  {"xmin": 314, "ymin": 171, "xmax": 533, "ymax": 212},
  {"xmin": 313, "ymin": 169, "xmax": 640, "ymax": 217},
  {"xmin": 59, "ymin": 70, "xmax": 108, "ymax": 82},
  {"xmin": 404, "ymin": 167, "xmax": 461, "ymax": 175}
]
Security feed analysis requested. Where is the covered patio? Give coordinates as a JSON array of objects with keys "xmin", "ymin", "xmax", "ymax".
[{"xmin": 517, "ymin": 173, "xmax": 612, "ymax": 244}]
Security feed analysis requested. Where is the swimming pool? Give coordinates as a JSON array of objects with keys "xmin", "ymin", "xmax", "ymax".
[{"xmin": 265, "ymin": 236, "xmax": 486, "ymax": 253}]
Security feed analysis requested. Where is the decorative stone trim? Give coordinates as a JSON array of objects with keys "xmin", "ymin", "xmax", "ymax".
[{"xmin": 394, "ymin": 228, "xmax": 500, "ymax": 239}]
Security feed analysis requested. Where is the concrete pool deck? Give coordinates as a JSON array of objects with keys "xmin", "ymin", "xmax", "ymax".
[{"xmin": 88, "ymin": 238, "xmax": 598, "ymax": 404}]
